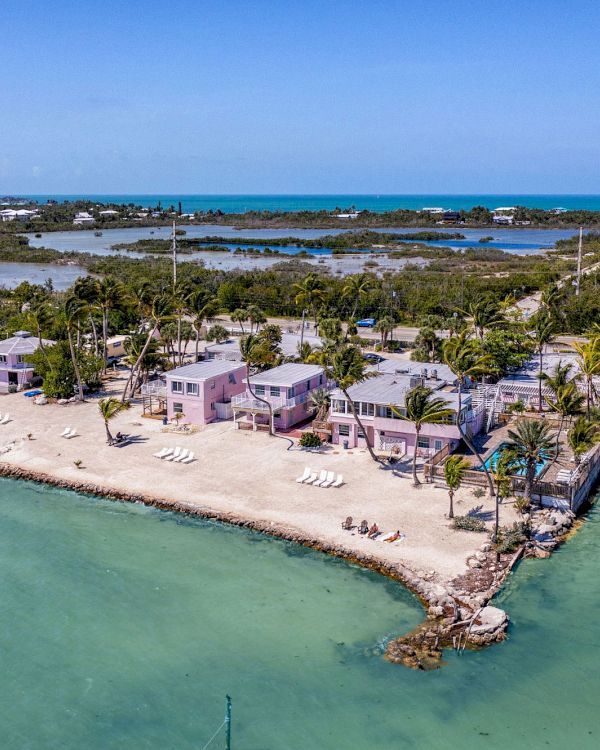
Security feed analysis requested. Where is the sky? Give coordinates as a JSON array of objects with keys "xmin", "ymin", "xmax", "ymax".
[{"xmin": 1, "ymin": 0, "xmax": 600, "ymax": 194}]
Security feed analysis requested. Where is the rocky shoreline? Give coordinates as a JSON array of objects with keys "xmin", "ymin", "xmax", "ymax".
[{"xmin": 0, "ymin": 462, "xmax": 581, "ymax": 670}]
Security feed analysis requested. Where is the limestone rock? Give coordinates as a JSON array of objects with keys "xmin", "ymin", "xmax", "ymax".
[{"xmin": 469, "ymin": 606, "xmax": 508, "ymax": 638}]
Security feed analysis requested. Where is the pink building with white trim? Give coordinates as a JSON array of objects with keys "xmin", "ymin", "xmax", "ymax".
[
  {"xmin": 0, "ymin": 331, "xmax": 55, "ymax": 394},
  {"xmin": 329, "ymin": 373, "xmax": 484, "ymax": 457},
  {"xmin": 165, "ymin": 360, "xmax": 247, "ymax": 425},
  {"xmin": 232, "ymin": 363, "xmax": 326, "ymax": 431}
]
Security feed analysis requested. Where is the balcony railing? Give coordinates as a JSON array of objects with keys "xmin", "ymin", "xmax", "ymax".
[
  {"xmin": 141, "ymin": 380, "xmax": 167, "ymax": 397},
  {"xmin": 231, "ymin": 389, "xmax": 316, "ymax": 411}
]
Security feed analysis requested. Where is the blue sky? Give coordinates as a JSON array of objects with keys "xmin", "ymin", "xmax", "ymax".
[{"xmin": 1, "ymin": 0, "xmax": 599, "ymax": 194}]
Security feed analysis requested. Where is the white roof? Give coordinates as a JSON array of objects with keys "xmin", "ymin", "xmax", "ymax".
[
  {"xmin": 332, "ymin": 373, "xmax": 462, "ymax": 409},
  {"xmin": 368, "ymin": 358, "xmax": 457, "ymax": 384},
  {"xmin": 249, "ymin": 363, "xmax": 323, "ymax": 387},
  {"xmin": 166, "ymin": 359, "xmax": 245, "ymax": 381},
  {"xmin": 0, "ymin": 331, "xmax": 55, "ymax": 356},
  {"xmin": 206, "ymin": 332, "xmax": 322, "ymax": 360}
]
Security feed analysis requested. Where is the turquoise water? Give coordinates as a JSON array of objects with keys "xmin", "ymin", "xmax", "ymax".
[
  {"xmin": 1, "ymin": 477, "xmax": 600, "ymax": 749},
  {"xmin": 480, "ymin": 442, "xmax": 548, "ymax": 477},
  {"xmin": 19, "ymin": 193, "xmax": 600, "ymax": 213}
]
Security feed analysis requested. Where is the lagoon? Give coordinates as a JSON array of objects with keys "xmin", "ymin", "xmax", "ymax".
[{"xmin": 1, "ymin": 476, "xmax": 599, "ymax": 749}]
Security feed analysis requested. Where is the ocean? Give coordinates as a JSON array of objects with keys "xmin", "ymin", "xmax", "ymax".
[{"xmin": 17, "ymin": 194, "xmax": 600, "ymax": 213}]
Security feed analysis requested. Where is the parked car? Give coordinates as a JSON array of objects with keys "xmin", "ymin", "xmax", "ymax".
[
  {"xmin": 364, "ymin": 353, "xmax": 384, "ymax": 364},
  {"xmin": 356, "ymin": 318, "xmax": 376, "ymax": 327}
]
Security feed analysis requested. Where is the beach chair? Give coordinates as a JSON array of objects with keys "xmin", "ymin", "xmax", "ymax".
[
  {"xmin": 358, "ymin": 519, "xmax": 369, "ymax": 535},
  {"xmin": 312, "ymin": 470, "xmax": 328, "ymax": 487},
  {"xmin": 0, "ymin": 413, "xmax": 10, "ymax": 425},
  {"xmin": 181, "ymin": 451, "xmax": 195, "ymax": 464},
  {"xmin": 341, "ymin": 516, "xmax": 353, "ymax": 530},
  {"xmin": 60, "ymin": 427, "xmax": 71, "ymax": 438},
  {"xmin": 158, "ymin": 448, "xmax": 174, "ymax": 460},
  {"xmin": 331, "ymin": 474, "xmax": 344, "ymax": 488},
  {"xmin": 296, "ymin": 467, "xmax": 311, "ymax": 483},
  {"xmin": 320, "ymin": 471, "xmax": 336, "ymax": 488},
  {"xmin": 65, "ymin": 428, "xmax": 77, "ymax": 439},
  {"xmin": 304, "ymin": 470, "xmax": 318, "ymax": 484},
  {"xmin": 165, "ymin": 447, "xmax": 182, "ymax": 462},
  {"xmin": 153, "ymin": 447, "xmax": 170, "ymax": 459},
  {"xmin": 173, "ymin": 448, "xmax": 189, "ymax": 463}
]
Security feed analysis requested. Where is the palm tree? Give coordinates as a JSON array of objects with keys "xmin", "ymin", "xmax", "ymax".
[
  {"xmin": 296, "ymin": 341, "xmax": 314, "ymax": 362},
  {"xmin": 530, "ymin": 311, "xmax": 554, "ymax": 412},
  {"xmin": 308, "ymin": 387, "xmax": 330, "ymax": 422},
  {"xmin": 342, "ymin": 273, "xmax": 372, "ymax": 320},
  {"xmin": 505, "ymin": 419, "xmax": 556, "ymax": 501},
  {"xmin": 96, "ymin": 277, "xmax": 124, "ymax": 368},
  {"xmin": 26, "ymin": 302, "xmax": 54, "ymax": 369},
  {"xmin": 573, "ymin": 339, "xmax": 600, "ymax": 417},
  {"xmin": 392, "ymin": 386, "xmax": 454, "ymax": 485},
  {"xmin": 98, "ymin": 397, "xmax": 130, "ymax": 444},
  {"xmin": 323, "ymin": 344, "xmax": 380, "ymax": 463},
  {"xmin": 374, "ymin": 316, "xmax": 395, "ymax": 351},
  {"xmin": 567, "ymin": 417, "xmax": 599, "ymax": 464},
  {"xmin": 443, "ymin": 455, "xmax": 470, "ymax": 519},
  {"xmin": 188, "ymin": 289, "xmax": 220, "ymax": 361},
  {"xmin": 230, "ymin": 308, "xmax": 249, "ymax": 334},
  {"xmin": 443, "ymin": 332, "xmax": 496, "ymax": 496},
  {"xmin": 73, "ymin": 276, "xmax": 100, "ymax": 354},
  {"xmin": 64, "ymin": 295, "xmax": 86, "ymax": 401},
  {"xmin": 239, "ymin": 333, "xmax": 275, "ymax": 435},
  {"xmin": 545, "ymin": 382, "xmax": 584, "ymax": 457},
  {"xmin": 490, "ymin": 448, "xmax": 518, "ymax": 541},
  {"xmin": 246, "ymin": 304, "xmax": 266, "ymax": 333},
  {"xmin": 121, "ymin": 295, "xmax": 172, "ymax": 402},
  {"xmin": 461, "ymin": 298, "xmax": 504, "ymax": 340},
  {"xmin": 293, "ymin": 272, "xmax": 325, "ymax": 325}
]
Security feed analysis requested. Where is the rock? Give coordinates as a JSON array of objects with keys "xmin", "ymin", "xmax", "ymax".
[
  {"xmin": 57, "ymin": 399, "xmax": 68, "ymax": 405},
  {"xmin": 469, "ymin": 606, "xmax": 508, "ymax": 638},
  {"xmin": 34, "ymin": 396, "xmax": 47, "ymax": 405},
  {"xmin": 467, "ymin": 558, "xmax": 482, "ymax": 569},
  {"xmin": 427, "ymin": 605, "xmax": 444, "ymax": 618},
  {"xmin": 475, "ymin": 551, "xmax": 487, "ymax": 562},
  {"xmin": 480, "ymin": 543, "xmax": 491, "ymax": 552}
]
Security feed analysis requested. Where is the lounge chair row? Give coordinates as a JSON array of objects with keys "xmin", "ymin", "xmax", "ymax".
[
  {"xmin": 296, "ymin": 467, "xmax": 343, "ymax": 488},
  {"xmin": 0, "ymin": 413, "xmax": 11, "ymax": 425},
  {"xmin": 60, "ymin": 426, "xmax": 77, "ymax": 439},
  {"xmin": 153, "ymin": 446, "xmax": 195, "ymax": 463}
]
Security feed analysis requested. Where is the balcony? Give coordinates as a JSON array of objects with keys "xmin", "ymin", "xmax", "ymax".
[
  {"xmin": 141, "ymin": 380, "xmax": 167, "ymax": 398},
  {"xmin": 231, "ymin": 389, "xmax": 314, "ymax": 412}
]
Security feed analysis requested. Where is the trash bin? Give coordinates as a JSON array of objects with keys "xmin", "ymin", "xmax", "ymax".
[
  {"xmin": 162, "ymin": 416, "xmax": 168, "ymax": 426},
  {"xmin": 343, "ymin": 439, "xmax": 349, "ymax": 450}
]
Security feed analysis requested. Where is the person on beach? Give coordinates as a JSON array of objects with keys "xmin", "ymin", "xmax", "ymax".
[{"xmin": 384, "ymin": 530, "xmax": 401, "ymax": 543}]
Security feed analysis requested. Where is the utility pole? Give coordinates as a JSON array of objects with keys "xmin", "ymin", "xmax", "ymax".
[
  {"xmin": 576, "ymin": 226, "xmax": 583, "ymax": 297},
  {"xmin": 171, "ymin": 220, "xmax": 177, "ymax": 288},
  {"xmin": 225, "ymin": 695, "xmax": 232, "ymax": 750}
]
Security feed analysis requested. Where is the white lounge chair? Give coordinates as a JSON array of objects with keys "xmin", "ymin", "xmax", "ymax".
[
  {"xmin": 296, "ymin": 467, "xmax": 311, "ymax": 483},
  {"xmin": 165, "ymin": 447, "xmax": 182, "ymax": 462},
  {"xmin": 153, "ymin": 447, "xmax": 170, "ymax": 458},
  {"xmin": 312, "ymin": 470, "xmax": 328, "ymax": 487},
  {"xmin": 181, "ymin": 451, "xmax": 195, "ymax": 464},
  {"xmin": 320, "ymin": 471, "xmax": 336, "ymax": 488},
  {"xmin": 65, "ymin": 428, "xmax": 77, "ymax": 439},
  {"xmin": 331, "ymin": 474, "xmax": 344, "ymax": 488},
  {"xmin": 158, "ymin": 448, "xmax": 174, "ymax": 460},
  {"xmin": 173, "ymin": 449, "xmax": 189, "ymax": 463},
  {"xmin": 0, "ymin": 414, "xmax": 10, "ymax": 425},
  {"xmin": 60, "ymin": 426, "xmax": 71, "ymax": 437},
  {"xmin": 304, "ymin": 471, "xmax": 318, "ymax": 484}
]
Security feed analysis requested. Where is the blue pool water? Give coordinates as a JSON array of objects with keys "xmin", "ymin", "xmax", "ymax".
[{"xmin": 481, "ymin": 443, "xmax": 548, "ymax": 477}]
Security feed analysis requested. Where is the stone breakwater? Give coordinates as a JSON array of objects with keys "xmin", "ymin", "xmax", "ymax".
[{"xmin": 0, "ymin": 463, "xmax": 579, "ymax": 670}]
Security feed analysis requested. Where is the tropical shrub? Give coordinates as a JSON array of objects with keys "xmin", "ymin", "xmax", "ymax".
[
  {"xmin": 514, "ymin": 495, "xmax": 531, "ymax": 514},
  {"xmin": 494, "ymin": 521, "xmax": 530, "ymax": 553},
  {"xmin": 299, "ymin": 432, "xmax": 322, "ymax": 448},
  {"xmin": 452, "ymin": 514, "xmax": 487, "ymax": 532}
]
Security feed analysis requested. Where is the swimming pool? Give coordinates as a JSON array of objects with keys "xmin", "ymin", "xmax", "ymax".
[{"xmin": 480, "ymin": 442, "xmax": 548, "ymax": 477}]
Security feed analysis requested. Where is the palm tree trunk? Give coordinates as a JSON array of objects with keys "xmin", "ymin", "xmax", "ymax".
[
  {"xmin": 412, "ymin": 426, "xmax": 420, "ymax": 485},
  {"xmin": 448, "ymin": 488, "xmax": 454, "ymax": 518},
  {"xmin": 524, "ymin": 462, "xmax": 535, "ymax": 501},
  {"xmin": 89, "ymin": 314, "xmax": 99, "ymax": 356},
  {"xmin": 68, "ymin": 330, "xmax": 84, "ymax": 401},
  {"xmin": 194, "ymin": 326, "xmax": 200, "ymax": 362},
  {"xmin": 538, "ymin": 347, "xmax": 543, "ymax": 413},
  {"xmin": 104, "ymin": 420, "xmax": 114, "ymax": 444},
  {"xmin": 177, "ymin": 314, "xmax": 183, "ymax": 366},
  {"xmin": 457, "ymin": 385, "xmax": 495, "ymax": 497},
  {"xmin": 343, "ymin": 387, "xmax": 379, "ymax": 463},
  {"xmin": 245, "ymin": 364, "xmax": 274, "ymax": 436},
  {"xmin": 121, "ymin": 325, "xmax": 156, "ymax": 403},
  {"xmin": 102, "ymin": 310, "xmax": 108, "ymax": 369}
]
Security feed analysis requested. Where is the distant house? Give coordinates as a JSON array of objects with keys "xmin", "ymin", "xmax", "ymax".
[
  {"xmin": 232, "ymin": 363, "xmax": 326, "ymax": 431},
  {"xmin": 73, "ymin": 211, "xmax": 95, "ymax": 225},
  {"xmin": 0, "ymin": 331, "xmax": 55, "ymax": 393},
  {"xmin": 99, "ymin": 209, "xmax": 119, "ymax": 217},
  {"xmin": 336, "ymin": 212, "xmax": 360, "ymax": 219},
  {"xmin": 105, "ymin": 335, "xmax": 128, "ymax": 359},
  {"xmin": 165, "ymin": 360, "xmax": 247, "ymax": 424},
  {"xmin": 0, "ymin": 209, "xmax": 17, "ymax": 222},
  {"xmin": 205, "ymin": 332, "xmax": 322, "ymax": 361},
  {"xmin": 492, "ymin": 207, "xmax": 515, "ymax": 225},
  {"xmin": 328, "ymin": 372, "xmax": 483, "ymax": 455}
]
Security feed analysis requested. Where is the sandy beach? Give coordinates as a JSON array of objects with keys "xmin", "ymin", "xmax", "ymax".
[{"xmin": 0, "ymin": 376, "xmax": 517, "ymax": 587}]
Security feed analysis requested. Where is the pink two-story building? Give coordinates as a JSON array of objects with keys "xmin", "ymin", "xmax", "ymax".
[
  {"xmin": 165, "ymin": 360, "xmax": 247, "ymax": 425},
  {"xmin": 232, "ymin": 363, "xmax": 326, "ymax": 431},
  {"xmin": 329, "ymin": 373, "xmax": 484, "ymax": 457},
  {"xmin": 0, "ymin": 331, "xmax": 55, "ymax": 394}
]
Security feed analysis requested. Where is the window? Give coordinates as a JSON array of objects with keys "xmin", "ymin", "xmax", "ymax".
[
  {"xmin": 338, "ymin": 424, "xmax": 350, "ymax": 437},
  {"xmin": 359, "ymin": 402, "xmax": 374, "ymax": 417},
  {"xmin": 16, "ymin": 355, "xmax": 25, "ymax": 363},
  {"xmin": 210, "ymin": 402, "xmax": 215, "ymax": 411},
  {"xmin": 171, "ymin": 380, "xmax": 183, "ymax": 393},
  {"xmin": 417, "ymin": 437, "xmax": 430, "ymax": 449},
  {"xmin": 186, "ymin": 382, "xmax": 198, "ymax": 395},
  {"xmin": 331, "ymin": 399, "xmax": 347, "ymax": 414},
  {"xmin": 270, "ymin": 386, "xmax": 280, "ymax": 397},
  {"xmin": 319, "ymin": 374, "xmax": 323, "ymax": 385},
  {"xmin": 255, "ymin": 384, "xmax": 265, "ymax": 395},
  {"xmin": 306, "ymin": 380, "xmax": 311, "ymax": 391},
  {"xmin": 288, "ymin": 386, "xmax": 295, "ymax": 398},
  {"xmin": 228, "ymin": 373, "xmax": 237, "ymax": 384},
  {"xmin": 0, "ymin": 355, "xmax": 6, "ymax": 363},
  {"xmin": 210, "ymin": 380, "xmax": 216, "ymax": 390},
  {"xmin": 357, "ymin": 428, "xmax": 365, "ymax": 439},
  {"xmin": 173, "ymin": 402, "xmax": 183, "ymax": 413}
]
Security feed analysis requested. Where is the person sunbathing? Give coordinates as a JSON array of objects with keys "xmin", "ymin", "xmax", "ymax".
[
  {"xmin": 384, "ymin": 530, "xmax": 401, "ymax": 543},
  {"xmin": 367, "ymin": 523, "xmax": 379, "ymax": 538}
]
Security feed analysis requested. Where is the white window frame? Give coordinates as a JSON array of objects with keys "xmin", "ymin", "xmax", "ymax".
[
  {"xmin": 186, "ymin": 382, "xmax": 198, "ymax": 396},
  {"xmin": 338, "ymin": 424, "xmax": 350, "ymax": 437},
  {"xmin": 171, "ymin": 380, "xmax": 183, "ymax": 393}
]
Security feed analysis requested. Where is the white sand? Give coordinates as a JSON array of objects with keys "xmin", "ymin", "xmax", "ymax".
[{"xmin": 0, "ymin": 377, "xmax": 516, "ymax": 584}]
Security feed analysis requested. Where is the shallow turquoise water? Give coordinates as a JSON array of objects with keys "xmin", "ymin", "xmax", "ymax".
[{"xmin": 1, "ymin": 477, "xmax": 599, "ymax": 749}]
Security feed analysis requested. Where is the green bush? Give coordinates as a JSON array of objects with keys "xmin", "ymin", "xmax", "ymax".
[
  {"xmin": 299, "ymin": 432, "xmax": 322, "ymax": 448},
  {"xmin": 495, "ymin": 521, "xmax": 530, "ymax": 553},
  {"xmin": 514, "ymin": 495, "xmax": 531, "ymax": 514},
  {"xmin": 452, "ymin": 514, "xmax": 487, "ymax": 532}
]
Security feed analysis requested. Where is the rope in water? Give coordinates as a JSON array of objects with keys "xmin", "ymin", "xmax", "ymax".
[{"xmin": 199, "ymin": 719, "xmax": 227, "ymax": 750}]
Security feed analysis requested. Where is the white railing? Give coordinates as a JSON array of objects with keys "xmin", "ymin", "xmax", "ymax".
[
  {"xmin": 141, "ymin": 380, "xmax": 167, "ymax": 397},
  {"xmin": 231, "ymin": 389, "xmax": 317, "ymax": 411}
]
